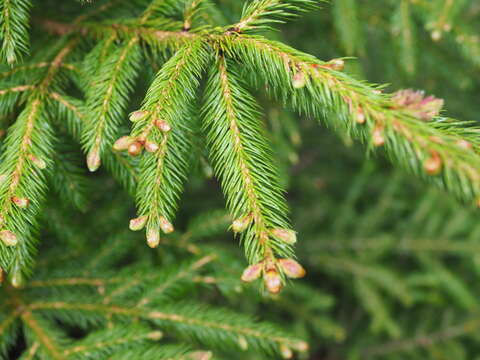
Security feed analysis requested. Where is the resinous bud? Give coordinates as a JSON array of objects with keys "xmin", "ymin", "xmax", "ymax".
[
  {"xmin": 0, "ymin": 230, "xmax": 17, "ymax": 246},
  {"xmin": 270, "ymin": 228, "xmax": 297, "ymax": 244},
  {"xmin": 28, "ymin": 154, "xmax": 47, "ymax": 169},
  {"xmin": 147, "ymin": 228, "xmax": 160, "ymax": 248},
  {"xmin": 12, "ymin": 196, "xmax": 29, "ymax": 208},
  {"xmin": 241, "ymin": 262, "xmax": 263, "ymax": 282},
  {"xmin": 128, "ymin": 141, "xmax": 143, "ymax": 156},
  {"xmin": 113, "ymin": 136, "xmax": 134, "ymax": 151},
  {"xmin": 87, "ymin": 149, "xmax": 101, "ymax": 172},
  {"xmin": 232, "ymin": 214, "xmax": 251, "ymax": 233},
  {"xmin": 292, "ymin": 72, "xmax": 306, "ymax": 89},
  {"xmin": 278, "ymin": 258, "xmax": 306, "ymax": 279},
  {"xmin": 159, "ymin": 216, "xmax": 174, "ymax": 234},
  {"xmin": 145, "ymin": 140, "xmax": 160, "ymax": 153},
  {"xmin": 147, "ymin": 331, "xmax": 163, "ymax": 340},
  {"xmin": 372, "ymin": 127, "xmax": 385, "ymax": 147},
  {"xmin": 129, "ymin": 110, "xmax": 148, "ymax": 122},
  {"xmin": 329, "ymin": 58, "xmax": 345, "ymax": 71},
  {"xmin": 424, "ymin": 152, "xmax": 442, "ymax": 175},
  {"xmin": 264, "ymin": 269, "xmax": 282, "ymax": 294},
  {"xmin": 238, "ymin": 335, "xmax": 248, "ymax": 350},
  {"xmin": 280, "ymin": 344, "xmax": 293, "ymax": 359},
  {"xmin": 188, "ymin": 351, "xmax": 212, "ymax": 360},
  {"xmin": 155, "ymin": 119, "xmax": 172, "ymax": 133},
  {"xmin": 129, "ymin": 215, "xmax": 148, "ymax": 231},
  {"xmin": 10, "ymin": 270, "xmax": 23, "ymax": 288}
]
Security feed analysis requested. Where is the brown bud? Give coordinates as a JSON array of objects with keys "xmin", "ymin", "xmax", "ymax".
[
  {"xmin": 154, "ymin": 119, "xmax": 172, "ymax": 133},
  {"xmin": 113, "ymin": 136, "xmax": 134, "ymax": 151},
  {"xmin": 87, "ymin": 149, "xmax": 101, "ymax": 172},
  {"xmin": 147, "ymin": 331, "xmax": 163, "ymax": 340},
  {"xmin": 128, "ymin": 141, "xmax": 143, "ymax": 156},
  {"xmin": 270, "ymin": 228, "xmax": 297, "ymax": 244},
  {"xmin": 356, "ymin": 107, "xmax": 366, "ymax": 124},
  {"xmin": 129, "ymin": 110, "xmax": 148, "ymax": 122},
  {"xmin": 241, "ymin": 262, "xmax": 263, "ymax": 282},
  {"xmin": 159, "ymin": 216, "xmax": 174, "ymax": 234},
  {"xmin": 292, "ymin": 341, "xmax": 309, "ymax": 352},
  {"xmin": 328, "ymin": 58, "xmax": 345, "ymax": 71},
  {"xmin": 12, "ymin": 196, "xmax": 29, "ymax": 208},
  {"xmin": 0, "ymin": 230, "xmax": 17, "ymax": 246},
  {"xmin": 280, "ymin": 344, "xmax": 293, "ymax": 359},
  {"xmin": 0, "ymin": 267, "xmax": 3, "ymax": 284},
  {"xmin": 372, "ymin": 127, "xmax": 385, "ymax": 147},
  {"xmin": 10, "ymin": 270, "xmax": 23, "ymax": 288},
  {"xmin": 264, "ymin": 269, "xmax": 282, "ymax": 294},
  {"xmin": 145, "ymin": 140, "xmax": 159, "ymax": 153},
  {"xmin": 188, "ymin": 351, "xmax": 212, "ymax": 360},
  {"xmin": 232, "ymin": 214, "xmax": 252, "ymax": 233},
  {"xmin": 431, "ymin": 30, "xmax": 442, "ymax": 41},
  {"xmin": 129, "ymin": 215, "xmax": 148, "ymax": 231},
  {"xmin": 28, "ymin": 154, "xmax": 46, "ymax": 169},
  {"xmin": 292, "ymin": 72, "xmax": 306, "ymax": 89},
  {"xmin": 456, "ymin": 139, "xmax": 472, "ymax": 150},
  {"xmin": 424, "ymin": 152, "xmax": 442, "ymax": 175},
  {"xmin": 146, "ymin": 228, "xmax": 160, "ymax": 248},
  {"xmin": 238, "ymin": 335, "xmax": 248, "ymax": 350},
  {"xmin": 278, "ymin": 258, "xmax": 306, "ymax": 279}
]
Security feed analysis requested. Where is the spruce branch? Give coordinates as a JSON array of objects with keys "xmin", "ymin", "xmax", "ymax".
[
  {"xmin": 228, "ymin": 0, "xmax": 321, "ymax": 34},
  {"xmin": 202, "ymin": 54, "xmax": 303, "ymax": 293},
  {"xmin": 126, "ymin": 40, "xmax": 210, "ymax": 248},
  {"xmin": 81, "ymin": 37, "xmax": 142, "ymax": 172},
  {"xmin": 221, "ymin": 34, "xmax": 480, "ymax": 205},
  {"xmin": 0, "ymin": 39, "xmax": 77, "ymax": 283},
  {"xmin": 0, "ymin": 0, "xmax": 31, "ymax": 64}
]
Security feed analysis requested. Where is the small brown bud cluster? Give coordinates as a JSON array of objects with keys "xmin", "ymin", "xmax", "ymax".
[
  {"xmin": 114, "ymin": 112, "xmax": 171, "ymax": 157},
  {"xmin": 130, "ymin": 214, "xmax": 174, "ymax": 248},
  {"xmin": 241, "ymin": 256, "xmax": 306, "ymax": 294},
  {"xmin": 392, "ymin": 89, "xmax": 444, "ymax": 121}
]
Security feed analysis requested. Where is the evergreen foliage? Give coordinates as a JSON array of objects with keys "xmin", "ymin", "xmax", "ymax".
[{"xmin": 1, "ymin": 0, "xmax": 480, "ymax": 358}]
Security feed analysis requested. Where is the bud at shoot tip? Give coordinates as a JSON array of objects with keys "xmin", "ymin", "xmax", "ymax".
[
  {"xmin": 87, "ymin": 149, "xmax": 101, "ymax": 172},
  {"xmin": 270, "ymin": 228, "xmax": 297, "ymax": 244},
  {"xmin": 159, "ymin": 216, "xmax": 174, "ymax": 234},
  {"xmin": 147, "ymin": 228, "xmax": 160, "ymax": 248},
  {"xmin": 241, "ymin": 262, "xmax": 263, "ymax": 282},
  {"xmin": 0, "ymin": 230, "xmax": 17, "ymax": 246},
  {"xmin": 113, "ymin": 136, "xmax": 134, "ymax": 151},
  {"xmin": 129, "ymin": 110, "xmax": 148, "ymax": 122},
  {"xmin": 278, "ymin": 258, "xmax": 306, "ymax": 279},
  {"xmin": 129, "ymin": 216, "xmax": 148, "ymax": 231},
  {"xmin": 264, "ymin": 269, "xmax": 282, "ymax": 294}
]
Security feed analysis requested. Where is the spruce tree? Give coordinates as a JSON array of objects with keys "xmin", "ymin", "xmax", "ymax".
[{"xmin": 0, "ymin": 0, "xmax": 479, "ymax": 359}]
